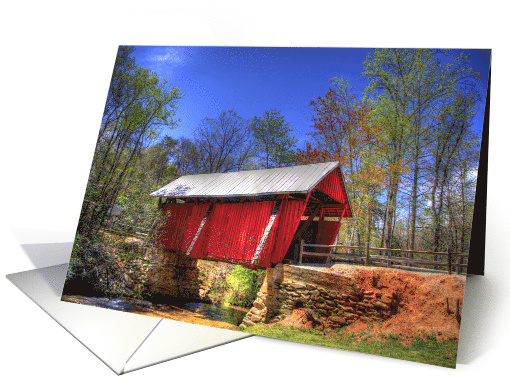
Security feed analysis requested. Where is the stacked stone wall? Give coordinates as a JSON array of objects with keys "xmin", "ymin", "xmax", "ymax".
[
  {"xmin": 242, "ymin": 264, "xmax": 402, "ymax": 329},
  {"xmin": 123, "ymin": 248, "xmax": 201, "ymax": 299}
]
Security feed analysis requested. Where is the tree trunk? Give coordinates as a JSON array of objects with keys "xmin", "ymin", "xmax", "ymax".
[{"xmin": 409, "ymin": 118, "xmax": 421, "ymax": 257}]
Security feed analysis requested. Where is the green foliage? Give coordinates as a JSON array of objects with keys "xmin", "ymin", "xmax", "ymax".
[
  {"xmin": 250, "ymin": 109, "xmax": 297, "ymax": 169},
  {"xmin": 207, "ymin": 274, "xmax": 230, "ymax": 305},
  {"xmin": 197, "ymin": 261, "xmax": 232, "ymax": 304},
  {"xmin": 224, "ymin": 265, "xmax": 265, "ymax": 307},
  {"xmin": 64, "ymin": 233, "xmax": 132, "ymax": 298},
  {"xmin": 79, "ymin": 46, "xmax": 181, "ymax": 236},
  {"xmin": 116, "ymin": 135, "xmax": 179, "ymax": 228},
  {"xmin": 360, "ymin": 48, "xmax": 482, "ymax": 252},
  {"xmin": 198, "ymin": 262, "xmax": 265, "ymax": 307}
]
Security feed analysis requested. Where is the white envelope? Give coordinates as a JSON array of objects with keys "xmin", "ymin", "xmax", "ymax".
[{"xmin": 6, "ymin": 233, "xmax": 251, "ymax": 375}]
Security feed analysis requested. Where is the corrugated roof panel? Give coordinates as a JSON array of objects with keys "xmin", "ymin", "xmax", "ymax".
[
  {"xmin": 261, "ymin": 171, "xmax": 288, "ymax": 193},
  {"xmin": 150, "ymin": 162, "xmax": 340, "ymax": 198},
  {"xmin": 294, "ymin": 162, "xmax": 333, "ymax": 192},
  {"xmin": 291, "ymin": 166, "xmax": 315, "ymax": 190}
]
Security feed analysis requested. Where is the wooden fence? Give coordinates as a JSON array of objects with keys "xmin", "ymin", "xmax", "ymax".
[{"xmin": 299, "ymin": 240, "xmax": 468, "ymax": 275}]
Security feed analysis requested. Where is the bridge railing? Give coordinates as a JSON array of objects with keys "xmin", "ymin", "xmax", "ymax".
[{"xmin": 298, "ymin": 240, "xmax": 469, "ymax": 275}]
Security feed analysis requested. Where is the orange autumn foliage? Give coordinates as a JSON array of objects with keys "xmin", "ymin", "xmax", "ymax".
[{"xmin": 297, "ymin": 86, "xmax": 409, "ymax": 242}]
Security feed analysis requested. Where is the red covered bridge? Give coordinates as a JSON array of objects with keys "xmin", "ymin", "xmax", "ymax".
[{"xmin": 150, "ymin": 162, "xmax": 352, "ymax": 269}]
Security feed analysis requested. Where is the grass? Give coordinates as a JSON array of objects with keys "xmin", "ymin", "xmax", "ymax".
[{"xmin": 243, "ymin": 324, "xmax": 458, "ymax": 368}]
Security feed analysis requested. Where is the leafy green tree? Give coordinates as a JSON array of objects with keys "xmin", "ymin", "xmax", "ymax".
[
  {"xmin": 224, "ymin": 265, "xmax": 265, "ymax": 307},
  {"xmin": 116, "ymin": 135, "xmax": 178, "ymax": 228},
  {"xmin": 79, "ymin": 46, "xmax": 181, "ymax": 236},
  {"xmin": 363, "ymin": 48, "xmax": 480, "ymax": 252},
  {"xmin": 427, "ymin": 91, "xmax": 477, "ymax": 251},
  {"xmin": 363, "ymin": 49, "xmax": 420, "ymax": 251},
  {"xmin": 250, "ymin": 109, "xmax": 297, "ymax": 168}
]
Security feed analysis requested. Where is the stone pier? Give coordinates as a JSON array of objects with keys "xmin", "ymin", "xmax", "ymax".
[{"xmin": 133, "ymin": 248, "xmax": 201, "ymax": 299}]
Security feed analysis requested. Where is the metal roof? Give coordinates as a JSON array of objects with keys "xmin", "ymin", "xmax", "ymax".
[{"xmin": 150, "ymin": 162, "xmax": 341, "ymax": 198}]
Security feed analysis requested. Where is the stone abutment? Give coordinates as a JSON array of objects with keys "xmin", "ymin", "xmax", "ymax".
[{"xmin": 241, "ymin": 264, "xmax": 402, "ymax": 329}]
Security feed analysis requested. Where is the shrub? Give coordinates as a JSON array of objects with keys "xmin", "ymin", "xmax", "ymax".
[
  {"xmin": 224, "ymin": 265, "xmax": 265, "ymax": 307},
  {"xmin": 63, "ymin": 233, "xmax": 131, "ymax": 298}
]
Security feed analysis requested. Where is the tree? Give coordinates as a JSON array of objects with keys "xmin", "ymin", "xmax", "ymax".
[
  {"xmin": 426, "ymin": 91, "xmax": 477, "ymax": 251},
  {"xmin": 175, "ymin": 109, "xmax": 253, "ymax": 175},
  {"xmin": 250, "ymin": 109, "xmax": 297, "ymax": 169},
  {"xmin": 362, "ymin": 48, "xmax": 480, "ymax": 252},
  {"xmin": 140, "ymin": 135, "xmax": 179, "ymax": 186},
  {"xmin": 297, "ymin": 78, "xmax": 387, "ymax": 246},
  {"xmin": 444, "ymin": 132, "xmax": 478, "ymax": 252},
  {"xmin": 363, "ymin": 49, "xmax": 418, "ymax": 251},
  {"xmin": 173, "ymin": 137, "xmax": 204, "ymax": 176},
  {"xmin": 298, "ymin": 77, "xmax": 369, "ymax": 175},
  {"xmin": 78, "ymin": 46, "xmax": 181, "ymax": 235},
  {"xmin": 116, "ymin": 135, "xmax": 179, "ymax": 228}
]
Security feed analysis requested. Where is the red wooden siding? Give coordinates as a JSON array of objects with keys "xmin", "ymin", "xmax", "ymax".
[
  {"xmin": 315, "ymin": 168, "xmax": 352, "ymax": 217},
  {"xmin": 258, "ymin": 198, "xmax": 309, "ymax": 267},
  {"xmin": 317, "ymin": 220, "xmax": 343, "ymax": 245},
  {"xmin": 154, "ymin": 164, "xmax": 351, "ymax": 268},
  {"xmin": 155, "ymin": 203, "xmax": 211, "ymax": 251},
  {"xmin": 189, "ymin": 201, "xmax": 277, "ymax": 264}
]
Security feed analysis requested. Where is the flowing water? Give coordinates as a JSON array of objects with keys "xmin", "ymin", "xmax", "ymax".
[
  {"xmin": 180, "ymin": 301, "xmax": 248, "ymax": 326},
  {"xmin": 63, "ymin": 295, "xmax": 248, "ymax": 327}
]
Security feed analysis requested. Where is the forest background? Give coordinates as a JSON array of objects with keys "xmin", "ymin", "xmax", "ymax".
[{"xmin": 78, "ymin": 46, "xmax": 489, "ymax": 260}]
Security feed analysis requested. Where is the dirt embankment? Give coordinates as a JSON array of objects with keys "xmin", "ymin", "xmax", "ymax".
[{"xmin": 277, "ymin": 264, "xmax": 465, "ymax": 343}]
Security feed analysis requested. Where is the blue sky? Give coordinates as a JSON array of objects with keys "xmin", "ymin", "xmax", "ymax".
[{"xmin": 132, "ymin": 46, "xmax": 491, "ymax": 150}]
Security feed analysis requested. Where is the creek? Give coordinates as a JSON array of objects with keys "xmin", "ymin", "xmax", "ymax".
[{"xmin": 63, "ymin": 295, "xmax": 249, "ymax": 327}]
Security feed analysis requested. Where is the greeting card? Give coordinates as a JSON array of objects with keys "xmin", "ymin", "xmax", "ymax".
[{"xmin": 60, "ymin": 46, "xmax": 490, "ymax": 369}]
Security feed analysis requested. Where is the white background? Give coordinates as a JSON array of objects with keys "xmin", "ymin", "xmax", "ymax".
[{"xmin": 1, "ymin": 1, "xmax": 508, "ymax": 380}]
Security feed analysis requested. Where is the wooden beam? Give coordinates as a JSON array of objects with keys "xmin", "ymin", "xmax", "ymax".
[
  {"xmin": 287, "ymin": 194, "xmax": 308, "ymax": 201},
  {"xmin": 308, "ymin": 194, "xmax": 323, "ymax": 203},
  {"xmin": 185, "ymin": 204, "xmax": 213, "ymax": 256},
  {"xmin": 251, "ymin": 200, "xmax": 282, "ymax": 265},
  {"xmin": 290, "ymin": 203, "xmax": 323, "ymax": 246},
  {"xmin": 321, "ymin": 203, "xmax": 345, "ymax": 209}
]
